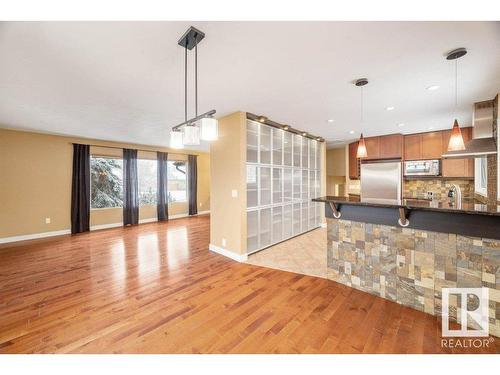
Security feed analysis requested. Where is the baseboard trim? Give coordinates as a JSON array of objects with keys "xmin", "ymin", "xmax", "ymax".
[
  {"xmin": 0, "ymin": 229, "xmax": 71, "ymax": 244},
  {"xmin": 1, "ymin": 211, "xmax": 211, "ymax": 244},
  {"xmin": 209, "ymin": 243, "xmax": 248, "ymax": 262}
]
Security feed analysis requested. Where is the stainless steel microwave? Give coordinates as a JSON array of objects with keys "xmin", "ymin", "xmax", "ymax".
[{"xmin": 403, "ymin": 160, "xmax": 440, "ymax": 176}]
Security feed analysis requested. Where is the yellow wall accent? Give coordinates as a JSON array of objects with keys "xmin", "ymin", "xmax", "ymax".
[{"xmin": 0, "ymin": 128, "xmax": 210, "ymax": 238}]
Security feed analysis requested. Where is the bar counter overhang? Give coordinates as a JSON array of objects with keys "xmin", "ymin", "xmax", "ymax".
[{"xmin": 313, "ymin": 196, "xmax": 500, "ymax": 338}]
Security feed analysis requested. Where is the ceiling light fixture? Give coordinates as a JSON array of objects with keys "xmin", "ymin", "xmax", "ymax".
[
  {"xmin": 398, "ymin": 123, "xmax": 405, "ymax": 128},
  {"xmin": 302, "ymin": 132, "xmax": 307, "ymax": 136},
  {"xmin": 446, "ymin": 48, "xmax": 467, "ymax": 152},
  {"xmin": 258, "ymin": 116, "xmax": 267, "ymax": 123},
  {"xmin": 327, "ymin": 119, "xmax": 335, "ymax": 123},
  {"xmin": 169, "ymin": 26, "xmax": 218, "ymax": 148},
  {"xmin": 426, "ymin": 85, "xmax": 440, "ymax": 91},
  {"xmin": 283, "ymin": 125, "xmax": 290, "ymax": 131},
  {"xmin": 349, "ymin": 130, "xmax": 355, "ymax": 134},
  {"xmin": 354, "ymin": 78, "xmax": 369, "ymax": 158},
  {"xmin": 429, "ymin": 126, "xmax": 434, "ymax": 130},
  {"xmin": 386, "ymin": 106, "xmax": 395, "ymax": 111}
]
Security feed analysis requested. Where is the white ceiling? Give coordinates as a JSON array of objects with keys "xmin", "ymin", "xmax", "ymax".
[{"xmin": 0, "ymin": 21, "xmax": 499, "ymax": 151}]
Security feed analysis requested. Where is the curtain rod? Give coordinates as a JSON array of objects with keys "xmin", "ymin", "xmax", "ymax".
[{"xmin": 71, "ymin": 142, "xmax": 198, "ymax": 155}]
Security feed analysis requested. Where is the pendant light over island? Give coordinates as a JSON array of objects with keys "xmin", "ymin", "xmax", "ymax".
[{"xmin": 354, "ymin": 78, "xmax": 369, "ymax": 158}]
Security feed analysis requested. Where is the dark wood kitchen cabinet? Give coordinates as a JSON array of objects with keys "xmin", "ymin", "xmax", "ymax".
[
  {"xmin": 379, "ymin": 134, "xmax": 403, "ymax": 159},
  {"xmin": 421, "ymin": 131, "xmax": 443, "ymax": 159},
  {"xmin": 348, "ymin": 141, "xmax": 360, "ymax": 179},
  {"xmin": 441, "ymin": 126, "xmax": 474, "ymax": 178},
  {"xmin": 364, "ymin": 136, "xmax": 380, "ymax": 159},
  {"xmin": 404, "ymin": 134, "xmax": 422, "ymax": 160}
]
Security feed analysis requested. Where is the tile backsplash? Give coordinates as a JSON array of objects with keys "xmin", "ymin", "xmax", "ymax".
[{"xmin": 403, "ymin": 179, "xmax": 474, "ymax": 200}]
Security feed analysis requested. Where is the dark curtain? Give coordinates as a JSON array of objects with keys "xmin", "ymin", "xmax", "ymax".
[
  {"xmin": 157, "ymin": 151, "xmax": 169, "ymax": 221},
  {"xmin": 188, "ymin": 154, "xmax": 198, "ymax": 215},
  {"xmin": 123, "ymin": 148, "xmax": 139, "ymax": 225},
  {"xmin": 71, "ymin": 144, "xmax": 90, "ymax": 234}
]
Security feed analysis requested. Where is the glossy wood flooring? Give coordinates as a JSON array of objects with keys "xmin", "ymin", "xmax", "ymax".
[{"xmin": 0, "ymin": 215, "xmax": 498, "ymax": 354}]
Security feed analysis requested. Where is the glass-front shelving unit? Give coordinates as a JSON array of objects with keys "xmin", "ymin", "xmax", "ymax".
[{"xmin": 246, "ymin": 119, "xmax": 322, "ymax": 254}]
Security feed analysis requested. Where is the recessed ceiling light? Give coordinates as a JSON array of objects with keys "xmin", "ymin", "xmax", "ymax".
[
  {"xmin": 302, "ymin": 132, "xmax": 307, "ymax": 136},
  {"xmin": 398, "ymin": 123, "xmax": 405, "ymax": 127},
  {"xmin": 327, "ymin": 119, "xmax": 335, "ymax": 123},
  {"xmin": 349, "ymin": 130, "xmax": 355, "ymax": 134},
  {"xmin": 426, "ymin": 85, "xmax": 440, "ymax": 91},
  {"xmin": 429, "ymin": 126, "xmax": 434, "ymax": 130},
  {"xmin": 386, "ymin": 106, "xmax": 395, "ymax": 111}
]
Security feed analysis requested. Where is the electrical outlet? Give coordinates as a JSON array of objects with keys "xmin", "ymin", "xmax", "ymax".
[
  {"xmin": 222, "ymin": 238, "xmax": 227, "ymax": 247},
  {"xmin": 45, "ymin": 217, "xmax": 51, "ymax": 224},
  {"xmin": 231, "ymin": 189, "xmax": 238, "ymax": 198}
]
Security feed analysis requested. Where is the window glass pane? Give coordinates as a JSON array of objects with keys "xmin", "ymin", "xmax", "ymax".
[
  {"xmin": 138, "ymin": 159, "xmax": 157, "ymax": 206},
  {"xmin": 167, "ymin": 160, "xmax": 187, "ymax": 202},
  {"xmin": 90, "ymin": 157, "xmax": 123, "ymax": 208},
  {"xmin": 480, "ymin": 157, "xmax": 487, "ymax": 188}
]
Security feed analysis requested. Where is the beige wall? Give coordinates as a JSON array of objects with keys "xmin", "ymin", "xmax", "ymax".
[
  {"xmin": 0, "ymin": 128, "xmax": 210, "ymax": 238},
  {"xmin": 326, "ymin": 147, "xmax": 346, "ymax": 196},
  {"xmin": 209, "ymin": 112, "xmax": 247, "ymax": 255}
]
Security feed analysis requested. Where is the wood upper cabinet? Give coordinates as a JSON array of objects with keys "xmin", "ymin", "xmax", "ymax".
[
  {"xmin": 379, "ymin": 134, "xmax": 403, "ymax": 159},
  {"xmin": 348, "ymin": 141, "xmax": 359, "ymax": 179},
  {"xmin": 404, "ymin": 134, "xmax": 422, "ymax": 160},
  {"xmin": 364, "ymin": 136, "xmax": 380, "ymax": 159},
  {"xmin": 441, "ymin": 127, "xmax": 474, "ymax": 178},
  {"xmin": 421, "ymin": 132, "xmax": 443, "ymax": 159}
]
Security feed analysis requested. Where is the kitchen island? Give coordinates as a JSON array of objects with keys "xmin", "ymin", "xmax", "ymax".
[{"xmin": 313, "ymin": 196, "xmax": 500, "ymax": 337}]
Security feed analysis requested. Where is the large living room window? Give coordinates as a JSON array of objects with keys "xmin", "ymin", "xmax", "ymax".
[
  {"xmin": 90, "ymin": 156, "xmax": 123, "ymax": 208},
  {"xmin": 167, "ymin": 160, "xmax": 187, "ymax": 203},
  {"xmin": 137, "ymin": 159, "xmax": 157, "ymax": 205}
]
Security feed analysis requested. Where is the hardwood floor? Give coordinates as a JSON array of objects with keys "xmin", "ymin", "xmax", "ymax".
[{"xmin": 0, "ymin": 215, "xmax": 498, "ymax": 354}]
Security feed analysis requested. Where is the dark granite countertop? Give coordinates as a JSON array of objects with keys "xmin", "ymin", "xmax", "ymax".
[{"xmin": 312, "ymin": 196, "xmax": 500, "ymax": 217}]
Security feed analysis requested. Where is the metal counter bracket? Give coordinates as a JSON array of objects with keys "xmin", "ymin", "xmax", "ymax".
[
  {"xmin": 329, "ymin": 202, "xmax": 341, "ymax": 219},
  {"xmin": 398, "ymin": 207, "xmax": 410, "ymax": 227}
]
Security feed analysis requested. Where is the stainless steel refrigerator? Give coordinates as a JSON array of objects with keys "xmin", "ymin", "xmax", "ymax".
[{"xmin": 360, "ymin": 160, "xmax": 402, "ymax": 204}]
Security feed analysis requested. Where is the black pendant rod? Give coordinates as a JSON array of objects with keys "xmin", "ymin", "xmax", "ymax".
[
  {"xmin": 195, "ymin": 41, "xmax": 198, "ymax": 117},
  {"xmin": 184, "ymin": 39, "xmax": 188, "ymax": 122}
]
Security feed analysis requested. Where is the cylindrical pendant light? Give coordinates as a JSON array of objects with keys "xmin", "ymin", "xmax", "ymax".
[
  {"xmin": 200, "ymin": 117, "xmax": 219, "ymax": 141},
  {"xmin": 354, "ymin": 78, "xmax": 369, "ymax": 158},
  {"xmin": 356, "ymin": 133, "xmax": 368, "ymax": 158},
  {"xmin": 446, "ymin": 48, "xmax": 467, "ymax": 152},
  {"xmin": 170, "ymin": 130, "xmax": 184, "ymax": 149},
  {"xmin": 183, "ymin": 124, "xmax": 200, "ymax": 145}
]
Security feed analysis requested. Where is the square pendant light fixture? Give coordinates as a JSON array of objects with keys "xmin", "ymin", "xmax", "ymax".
[
  {"xmin": 200, "ymin": 117, "xmax": 219, "ymax": 141},
  {"xmin": 169, "ymin": 26, "xmax": 218, "ymax": 147},
  {"xmin": 170, "ymin": 130, "xmax": 184, "ymax": 149},
  {"xmin": 182, "ymin": 124, "xmax": 201, "ymax": 146}
]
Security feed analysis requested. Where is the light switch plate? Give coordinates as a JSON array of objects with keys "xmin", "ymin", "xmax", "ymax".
[{"xmin": 231, "ymin": 189, "xmax": 238, "ymax": 198}]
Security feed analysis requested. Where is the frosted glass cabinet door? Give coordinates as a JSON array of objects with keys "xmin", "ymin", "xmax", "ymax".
[
  {"xmin": 301, "ymin": 202, "xmax": 309, "ymax": 231},
  {"xmin": 302, "ymin": 138, "xmax": 308, "ymax": 169},
  {"xmin": 260, "ymin": 167, "xmax": 271, "ymax": 205},
  {"xmin": 316, "ymin": 143, "xmax": 321, "ymax": 170},
  {"xmin": 293, "ymin": 203, "xmax": 301, "ymax": 235},
  {"xmin": 283, "ymin": 168, "xmax": 293, "ymax": 202},
  {"xmin": 309, "ymin": 140, "xmax": 316, "ymax": 170},
  {"xmin": 260, "ymin": 208, "xmax": 272, "ymax": 248},
  {"xmin": 272, "ymin": 128, "xmax": 283, "ymax": 165},
  {"xmin": 301, "ymin": 170, "xmax": 308, "ymax": 200},
  {"xmin": 309, "ymin": 170, "xmax": 315, "ymax": 200},
  {"xmin": 283, "ymin": 132, "xmax": 293, "ymax": 166},
  {"xmin": 246, "ymin": 120, "xmax": 259, "ymax": 163},
  {"xmin": 272, "ymin": 206, "xmax": 283, "ymax": 243},
  {"xmin": 293, "ymin": 135, "xmax": 301, "ymax": 167},
  {"xmin": 308, "ymin": 200, "xmax": 316, "ymax": 229},
  {"xmin": 246, "ymin": 165, "xmax": 258, "ymax": 208},
  {"xmin": 260, "ymin": 125, "xmax": 272, "ymax": 164},
  {"xmin": 283, "ymin": 204, "xmax": 293, "ymax": 238},
  {"xmin": 247, "ymin": 210, "xmax": 259, "ymax": 253},
  {"xmin": 293, "ymin": 169, "xmax": 301, "ymax": 201},
  {"xmin": 272, "ymin": 168, "xmax": 282, "ymax": 204}
]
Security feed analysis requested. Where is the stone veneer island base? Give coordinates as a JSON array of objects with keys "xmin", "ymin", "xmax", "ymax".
[{"xmin": 314, "ymin": 196, "xmax": 500, "ymax": 338}]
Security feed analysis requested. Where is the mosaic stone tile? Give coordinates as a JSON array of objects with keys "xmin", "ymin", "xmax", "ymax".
[{"xmin": 326, "ymin": 217, "xmax": 500, "ymax": 337}]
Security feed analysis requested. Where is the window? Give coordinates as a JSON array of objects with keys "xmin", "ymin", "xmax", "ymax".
[
  {"xmin": 167, "ymin": 160, "xmax": 187, "ymax": 202},
  {"xmin": 138, "ymin": 159, "xmax": 157, "ymax": 205},
  {"xmin": 475, "ymin": 156, "xmax": 487, "ymax": 196},
  {"xmin": 90, "ymin": 157, "xmax": 123, "ymax": 208}
]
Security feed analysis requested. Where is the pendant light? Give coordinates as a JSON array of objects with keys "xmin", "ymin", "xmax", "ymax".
[
  {"xmin": 446, "ymin": 48, "xmax": 467, "ymax": 152},
  {"xmin": 355, "ymin": 78, "xmax": 368, "ymax": 158},
  {"xmin": 169, "ymin": 26, "xmax": 218, "ymax": 148}
]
